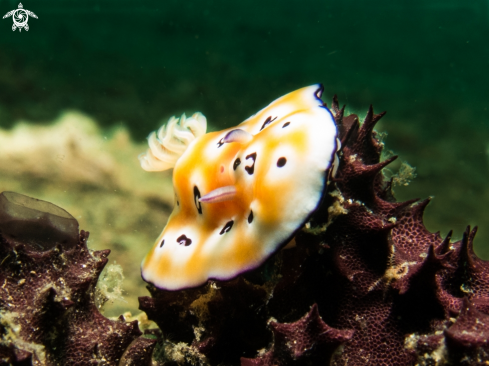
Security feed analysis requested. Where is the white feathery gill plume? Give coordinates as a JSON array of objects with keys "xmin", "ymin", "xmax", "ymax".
[{"xmin": 139, "ymin": 112, "xmax": 207, "ymax": 171}]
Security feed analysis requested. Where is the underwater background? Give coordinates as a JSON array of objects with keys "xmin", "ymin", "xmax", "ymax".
[{"xmin": 0, "ymin": 0, "xmax": 488, "ymax": 316}]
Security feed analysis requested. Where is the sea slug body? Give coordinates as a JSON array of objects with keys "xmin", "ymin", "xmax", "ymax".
[{"xmin": 140, "ymin": 85, "xmax": 338, "ymax": 290}]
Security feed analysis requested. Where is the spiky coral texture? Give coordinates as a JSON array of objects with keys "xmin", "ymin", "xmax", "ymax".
[
  {"xmin": 140, "ymin": 96, "xmax": 489, "ymax": 366},
  {"xmin": 0, "ymin": 226, "xmax": 156, "ymax": 366},
  {"xmin": 0, "ymin": 95, "xmax": 486, "ymax": 366}
]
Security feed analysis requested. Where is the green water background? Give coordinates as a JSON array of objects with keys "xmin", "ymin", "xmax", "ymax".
[{"xmin": 0, "ymin": 0, "xmax": 488, "ymax": 258}]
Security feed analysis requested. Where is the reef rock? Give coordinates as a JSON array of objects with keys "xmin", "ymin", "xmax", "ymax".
[
  {"xmin": 140, "ymin": 96, "xmax": 489, "ymax": 366},
  {"xmin": 0, "ymin": 192, "xmax": 156, "ymax": 366},
  {"xmin": 241, "ymin": 304, "xmax": 354, "ymax": 366},
  {"xmin": 1, "ymin": 93, "xmax": 486, "ymax": 366}
]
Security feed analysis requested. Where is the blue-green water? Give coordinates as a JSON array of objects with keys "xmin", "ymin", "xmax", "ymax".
[{"xmin": 0, "ymin": 0, "xmax": 488, "ymax": 260}]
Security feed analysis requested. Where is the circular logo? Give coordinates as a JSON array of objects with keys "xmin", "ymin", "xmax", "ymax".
[
  {"xmin": 12, "ymin": 9, "xmax": 28, "ymax": 28},
  {"xmin": 3, "ymin": 3, "xmax": 38, "ymax": 32}
]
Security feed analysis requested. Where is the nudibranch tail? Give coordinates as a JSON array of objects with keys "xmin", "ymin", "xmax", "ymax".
[
  {"xmin": 139, "ymin": 112, "xmax": 207, "ymax": 172},
  {"xmin": 199, "ymin": 185, "xmax": 237, "ymax": 203},
  {"xmin": 223, "ymin": 129, "xmax": 253, "ymax": 144}
]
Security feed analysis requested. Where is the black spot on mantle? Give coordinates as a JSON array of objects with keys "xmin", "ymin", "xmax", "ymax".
[
  {"xmin": 194, "ymin": 186, "xmax": 202, "ymax": 214},
  {"xmin": 233, "ymin": 158, "xmax": 241, "ymax": 171},
  {"xmin": 220, "ymin": 220, "xmax": 234, "ymax": 235},
  {"xmin": 260, "ymin": 116, "xmax": 277, "ymax": 131},
  {"xmin": 248, "ymin": 210, "xmax": 254, "ymax": 224},
  {"xmin": 245, "ymin": 153, "xmax": 257, "ymax": 175},
  {"xmin": 177, "ymin": 234, "xmax": 192, "ymax": 246}
]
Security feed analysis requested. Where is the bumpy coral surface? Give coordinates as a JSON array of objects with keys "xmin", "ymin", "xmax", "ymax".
[
  {"xmin": 0, "ymin": 192, "xmax": 156, "ymax": 366},
  {"xmin": 140, "ymin": 96, "xmax": 489, "ymax": 366},
  {"xmin": 0, "ymin": 112, "xmax": 174, "ymax": 317},
  {"xmin": 1, "ymin": 95, "xmax": 486, "ymax": 366}
]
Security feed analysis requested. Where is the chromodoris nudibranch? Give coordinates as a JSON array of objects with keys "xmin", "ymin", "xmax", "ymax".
[{"xmin": 139, "ymin": 84, "xmax": 338, "ymax": 290}]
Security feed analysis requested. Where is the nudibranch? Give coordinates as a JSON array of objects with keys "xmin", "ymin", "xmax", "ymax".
[{"xmin": 139, "ymin": 84, "xmax": 338, "ymax": 290}]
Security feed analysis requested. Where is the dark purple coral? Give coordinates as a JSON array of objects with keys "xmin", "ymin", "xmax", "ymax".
[
  {"xmin": 1, "ymin": 94, "xmax": 486, "ymax": 366},
  {"xmin": 241, "ymin": 304, "xmax": 354, "ymax": 366},
  {"xmin": 140, "ymin": 96, "xmax": 489, "ymax": 366},
  {"xmin": 0, "ymin": 192, "xmax": 156, "ymax": 366}
]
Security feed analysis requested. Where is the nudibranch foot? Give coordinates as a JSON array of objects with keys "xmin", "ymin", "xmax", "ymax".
[{"xmin": 141, "ymin": 84, "xmax": 338, "ymax": 290}]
